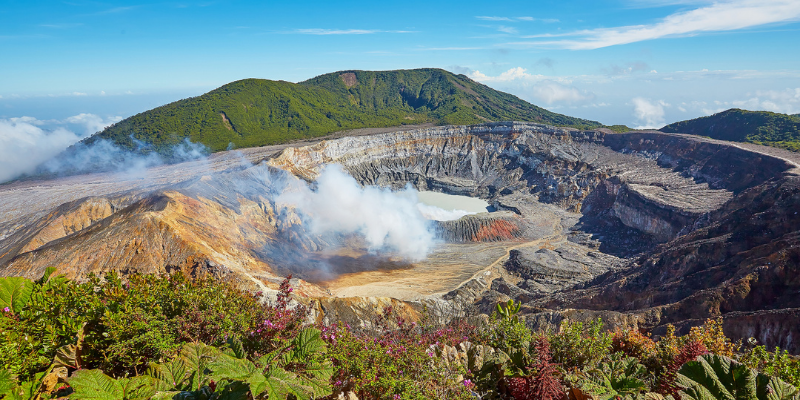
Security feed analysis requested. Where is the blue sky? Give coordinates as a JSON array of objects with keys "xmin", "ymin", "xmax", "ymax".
[{"xmin": 1, "ymin": 0, "xmax": 800, "ymax": 132}]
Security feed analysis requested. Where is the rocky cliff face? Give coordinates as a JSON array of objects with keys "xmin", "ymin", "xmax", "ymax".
[
  {"xmin": 534, "ymin": 175, "xmax": 800, "ymax": 352},
  {"xmin": 1, "ymin": 121, "xmax": 799, "ymax": 351}
]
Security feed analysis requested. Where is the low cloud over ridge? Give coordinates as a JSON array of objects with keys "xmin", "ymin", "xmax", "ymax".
[{"xmin": 0, "ymin": 114, "xmax": 122, "ymax": 183}]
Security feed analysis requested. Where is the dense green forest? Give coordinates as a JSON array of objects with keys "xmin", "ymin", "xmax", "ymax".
[
  {"xmin": 83, "ymin": 69, "xmax": 603, "ymax": 153},
  {"xmin": 661, "ymin": 109, "xmax": 800, "ymax": 152}
]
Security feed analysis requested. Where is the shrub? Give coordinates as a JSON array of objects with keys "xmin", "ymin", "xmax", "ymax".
[
  {"xmin": 740, "ymin": 344, "xmax": 800, "ymax": 388},
  {"xmin": 325, "ymin": 309, "xmax": 476, "ymax": 400},
  {"xmin": 549, "ymin": 318, "xmax": 612, "ymax": 370},
  {"xmin": 686, "ymin": 318, "xmax": 739, "ymax": 358},
  {"xmin": 612, "ymin": 328, "xmax": 658, "ymax": 361}
]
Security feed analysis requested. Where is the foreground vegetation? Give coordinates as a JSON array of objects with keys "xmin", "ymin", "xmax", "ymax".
[
  {"xmin": 84, "ymin": 69, "xmax": 603, "ymax": 153},
  {"xmin": 661, "ymin": 108, "xmax": 800, "ymax": 152},
  {"xmin": 1, "ymin": 269, "xmax": 799, "ymax": 399}
]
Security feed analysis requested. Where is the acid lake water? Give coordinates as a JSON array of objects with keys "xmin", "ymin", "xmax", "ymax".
[{"xmin": 416, "ymin": 191, "xmax": 493, "ymax": 221}]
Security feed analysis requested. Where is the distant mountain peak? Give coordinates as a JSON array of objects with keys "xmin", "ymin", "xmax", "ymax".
[{"xmin": 82, "ymin": 68, "xmax": 603, "ymax": 153}]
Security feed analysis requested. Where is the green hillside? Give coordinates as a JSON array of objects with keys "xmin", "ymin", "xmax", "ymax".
[
  {"xmin": 661, "ymin": 108, "xmax": 800, "ymax": 152},
  {"xmin": 85, "ymin": 68, "xmax": 602, "ymax": 152}
]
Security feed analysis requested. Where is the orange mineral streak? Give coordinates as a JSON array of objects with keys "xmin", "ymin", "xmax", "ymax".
[{"xmin": 473, "ymin": 220, "xmax": 519, "ymax": 242}]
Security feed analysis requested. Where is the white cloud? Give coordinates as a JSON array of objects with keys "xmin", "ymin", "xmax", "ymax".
[
  {"xmin": 497, "ymin": 26, "xmax": 518, "ymax": 34},
  {"xmin": 605, "ymin": 62, "xmax": 650, "ymax": 76},
  {"xmin": 418, "ymin": 47, "xmax": 484, "ymax": 51},
  {"xmin": 0, "ymin": 114, "xmax": 125, "ymax": 183},
  {"xmin": 632, "ymin": 98, "xmax": 670, "ymax": 128},
  {"xmin": 468, "ymin": 67, "xmax": 596, "ymax": 105},
  {"xmin": 0, "ymin": 118, "xmax": 82, "ymax": 183},
  {"xmin": 290, "ymin": 29, "xmax": 412, "ymax": 35},
  {"xmin": 477, "ymin": 16, "xmax": 559, "ymax": 23},
  {"xmin": 506, "ymin": 0, "xmax": 800, "ymax": 49},
  {"xmin": 476, "ymin": 16, "xmax": 514, "ymax": 21},
  {"xmin": 677, "ymin": 88, "xmax": 800, "ymax": 115},
  {"xmin": 65, "ymin": 113, "xmax": 123, "ymax": 136},
  {"xmin": 530, "ymin": 81, "xmax": 596, "ymax": 105},
  {"xmin": 732, "ymin": 88, "xmax": 800, "ymax": 114},
  {"xmin": 469, "ymin": 67, "xmax": 538, "ymax": 82}
]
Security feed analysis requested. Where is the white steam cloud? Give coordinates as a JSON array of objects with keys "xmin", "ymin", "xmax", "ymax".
[
  {"xmin": 278, "ymin": 165, "xmax": 437, "ymax": 261},
  {"xmin": 39, "ymin": 137, "xmax": 208, "ymax": 179}
]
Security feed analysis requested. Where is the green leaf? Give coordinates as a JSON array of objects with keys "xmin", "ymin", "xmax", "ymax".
[
  {"xmin": 68, "ymin": 369, "xmax": 124, "ymax": 400},
  {"xmin": 170, "ymin": 386, "xmax": 215, "ymax": 400},
  {"xmin": 149, "ymin": 391, "xmax": 183, "ymax": 400},
  {"xmin": 261, "ymin": 368, "xmax": 296, "ymax": 400},
  {"xmin": 209, "ymin": 353, "xmax": 260, "ymax": 382},
  {"xmin": 677, "ymin": 354, "xmax": 799, "ymax": 400},
  {"xmin": 214, "ymin": 381, "xmax": 251, "ymax": 400},
  {"xmin": 0, "ymin": 277, "xmax": 34, "ymax": 313},
  {"xmin": 208, "ymin": 353, "xmax": 270, "ymax": 397},
  {"xmin": 294, "ymin": 360, "xmax": 334, "ymax": 399},
  {"xmin": 756, "ymin": 374, "xmax": 800, "ymax": 400},
  {"xmin": 147, "ymin": 360, "xmax": 191, "ymax": 391},
  {"xmin": 53, "ymin": 344, "xmax": 80, "ymax": 369},
  {"xmin": 0, "ymin": 369, "xmax": 16, "ymax": 397},
  {"xmin": 286, "ymin": 328, "xmax": 326, "ymax": 364},
  {"xmin": 36, "ymin": 267, "xmax": 57, "ymax": 285},
  {"xmin": 177, "ymin": 343, "xmax": 219, "ymax": 391},
  {"xmin": 69, "ymin": 370, "xmax": 155, "ymax": 400},
  {"xmin": 120, "ymin": 376, "xmax": 156, "ymax": 400},
  {"xmin": 223, "ymin": 336, "xmax": 246, "ymax": 360}
]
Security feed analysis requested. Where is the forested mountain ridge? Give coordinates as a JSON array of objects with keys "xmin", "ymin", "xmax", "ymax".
[
  {"xmin": 661, "ymin": 108, "xmax": 800, "ymax": 152},
  {"xmin": 83, "ymin": 68, "xmax": 603, "ymax": 152}
]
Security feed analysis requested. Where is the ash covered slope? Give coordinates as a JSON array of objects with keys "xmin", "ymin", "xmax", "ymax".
[
  {"xmin": 79, "ymin": 69, "xmax": 601, "ymax": 153},
  {"xmin": 3, "ymin": 122, "xmax": 800, "ymax": 350}
]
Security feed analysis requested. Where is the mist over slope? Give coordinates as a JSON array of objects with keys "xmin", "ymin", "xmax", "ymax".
[{"xmin": 81, "ymin": 68, "xmax": 603, "ymax": 153}]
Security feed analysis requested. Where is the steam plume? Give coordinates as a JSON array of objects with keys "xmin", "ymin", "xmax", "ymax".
[
  {"xmin": 278, "ymin": 164, "xmax": 437, "ymax": 261},
  {"xmin": 38, "ymin": 137, "xmax": 208, "ymax": 178}
]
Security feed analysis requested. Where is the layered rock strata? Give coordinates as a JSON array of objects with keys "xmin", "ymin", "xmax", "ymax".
[{"xmin": 1, "ymin": 121, "xmax": 799, "ymax": 350}]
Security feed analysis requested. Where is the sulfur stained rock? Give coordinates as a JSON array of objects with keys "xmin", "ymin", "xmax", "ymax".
[{"xmin": 2, "ymin": 121, "xmax": 800, "ymax": 352}]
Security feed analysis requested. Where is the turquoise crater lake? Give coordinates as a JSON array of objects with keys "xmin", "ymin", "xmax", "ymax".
[{"xmin": 415, "ymin": 191, "xmax": 493, "ymax": 221}]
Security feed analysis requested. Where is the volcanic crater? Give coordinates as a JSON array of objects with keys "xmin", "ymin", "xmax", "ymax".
[{"xmin": 1, "ymin": 121, "xmax": 799, "ymax": 350}]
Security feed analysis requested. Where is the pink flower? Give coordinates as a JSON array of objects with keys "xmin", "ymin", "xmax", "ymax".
[{"xmin": 2, "ymin": 307, "xmax": 9, "ymax": 313}]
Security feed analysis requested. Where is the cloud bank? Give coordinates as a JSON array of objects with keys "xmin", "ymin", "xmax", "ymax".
[
  {"xmin": 0, "ymin": 113, "xmax": 210, "ymax": 184},
  {"xmin": 632, "ymin": 98, "xmax": 669, "ymax": 128},
  {"xmin": 468, "ymin": 67, "xmax": 596, "ymax": 106},
  {"xmin": 0, "ymin": 114, "xmax": 124, "ymax": 183},
  {"xmin": 0, "ymin": 119, "xmax": 83, "ymax": 183}
]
